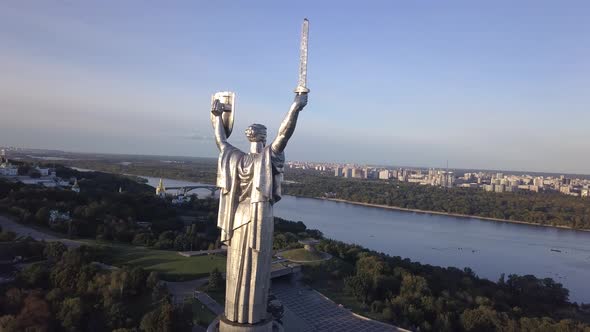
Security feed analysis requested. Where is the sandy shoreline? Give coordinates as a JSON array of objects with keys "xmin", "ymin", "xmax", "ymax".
[{"xmin": 320, "ymin": 198, "xmax": 590, "ymax": 233}]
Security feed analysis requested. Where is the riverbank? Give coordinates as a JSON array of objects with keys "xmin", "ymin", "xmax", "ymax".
[
  {"xmin": 65, "ymin": 167, "xmax": 590, "ymax": 233},
  {"xmin": 321, "ymin": 197, "xmax": 590, "ymax": 233}
]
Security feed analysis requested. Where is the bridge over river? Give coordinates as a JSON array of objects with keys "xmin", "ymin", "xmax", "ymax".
[{"xmin": 164, "ymin": 184, "xmax": 218, "ymax": 196}]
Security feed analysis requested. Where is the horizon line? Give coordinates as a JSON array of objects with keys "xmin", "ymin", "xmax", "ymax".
[{"xmin": 4, "ymin": 145, "xmax": 590, "ymax": 178}]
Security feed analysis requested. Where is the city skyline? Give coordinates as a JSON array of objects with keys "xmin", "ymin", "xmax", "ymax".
[
  {"xmin": 4, "ymin": 145, "xmax": 590, "ymax": 178},
  {"xmin": 1, "ymin": 1, "xmax": 589, "ymax": 174}
]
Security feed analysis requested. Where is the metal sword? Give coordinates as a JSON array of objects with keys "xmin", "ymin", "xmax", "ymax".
[{"xmin": 294, "ymin": 18, "xmax": 310, "ymax": 94}]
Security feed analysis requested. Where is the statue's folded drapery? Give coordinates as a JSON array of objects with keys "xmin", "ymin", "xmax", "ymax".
[{"xmin": 216, "ymin": 144, "xmax": 284, "ymax": 324}]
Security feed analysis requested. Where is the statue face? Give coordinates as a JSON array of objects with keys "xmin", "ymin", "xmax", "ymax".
[{"xmin": 245, "ymin": 124, "xmax": 267, "ymax": 143}]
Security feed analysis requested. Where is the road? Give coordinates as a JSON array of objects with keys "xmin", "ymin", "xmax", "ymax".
[
  {"xmin": 0, "ymin": 216, "xmax": 81, "ymax": 247},
  {"xmin": 194, "ymin": 290, "xmax": 223, "ymax": 315},
  {"xmin": 165, "ymin": 277, "xmax": 209, "ymax": 304}
]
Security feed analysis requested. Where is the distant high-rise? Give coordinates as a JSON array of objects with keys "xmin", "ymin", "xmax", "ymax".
[
  {"xmin": 442, "ymin": 171, "xmax": 455, "ymax": 188},
  {"xmin": 351, "ymin": 168, "xmax": 362, "ymax": 178},
  {"xmin": 378, "ymin": 170, "xmax": 390, "ymax": 180},
  {"xmin": 343, "ymin": 168, "xmax": 353, "ymax": 178}
]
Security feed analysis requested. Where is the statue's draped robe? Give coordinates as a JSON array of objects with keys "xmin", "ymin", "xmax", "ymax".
[{"xmin": 217, "ymin": 144, "xmax": 284, "ymax": 324}]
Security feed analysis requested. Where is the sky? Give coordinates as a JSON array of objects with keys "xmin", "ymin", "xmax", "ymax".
[{"xmin": 1, "ymin": 1, "xmax": 589, "ymax": 174}]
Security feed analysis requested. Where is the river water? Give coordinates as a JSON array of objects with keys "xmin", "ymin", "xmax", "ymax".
[{"xmin": 145, "ymin": 176, "xmax": 590, "ymax": 303}]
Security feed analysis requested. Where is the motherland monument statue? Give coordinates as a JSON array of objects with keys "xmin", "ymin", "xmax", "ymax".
[{"xmin": 208, "ymin": 19, "xmax": 310, "ymax": 332}]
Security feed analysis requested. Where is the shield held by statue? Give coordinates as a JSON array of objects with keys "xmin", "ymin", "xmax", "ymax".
[{"xmin": 211, "ymin": 91, "xmax": 236, "ymax": 138}]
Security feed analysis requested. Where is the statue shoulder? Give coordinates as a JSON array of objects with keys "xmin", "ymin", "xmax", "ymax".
[{"xmin": 220, "ymin": 143, "xmax": 246, "ymax": 160}]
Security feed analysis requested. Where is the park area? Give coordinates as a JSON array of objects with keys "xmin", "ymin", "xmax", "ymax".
[
  {"xmin": 90, "ymin": 241, "xmax": 226, "ymax": 281},
  {"xmin": 281, "ymin": 248, "xmax": 326, "ymax": 262}
]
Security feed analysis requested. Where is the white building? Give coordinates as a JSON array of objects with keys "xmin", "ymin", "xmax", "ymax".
[
  {"xmin": 49, "ymin": 210, "xmax": 71, "ymax": 225},
  {"xmin": 36, "ymin": 167, "xmax": 51, "ymax": 177},
  {"xmin": 0, "ymin": 149, "xmax": 18, "ymax": 176},
  {"xmin": 71, "ymin": 179, "xmax": 80, "ymax": 193},
  {"xmin": 0, "ymin": 165, "xmax": 18, "ymax": 176}
]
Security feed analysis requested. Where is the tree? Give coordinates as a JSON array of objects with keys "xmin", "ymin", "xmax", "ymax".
[
  {"xmin": 460, "ymin": 306, "xmax": 508, "ymax": 332},
  {"xmin": 4, "ymin": 288, "xmax": 24, "ymax": 313},
  {"xmin": 105, "ymin": 301, "xmax": 128, "ymax": 329},
  {"xmin": 35, "ymin": 207, "xmax": 51, "ymax": 224},
  {"xmin": 0, "ymin": 231, "xmax": 17, "ymax": 242},
  {"xmin": 153, "ymin": 239, "xmax": 173, "ymax": 249},
  {"xmin": 43, "ymin": 241, "xmax": 67, "ymax": 262},
  {"xmin": 273, "ymin": 233, "xmax": 288, "ymax": 250},
  {"xmin": 356, "ymin": 254, "xmax": 386, "ymax": 277},
  {"xmin": 158, "ymin": 231, "xmax": 175, "ymax": 242},
  {"xmin": 400, "ymin": 274, "xmax": 430, "ymax": 299},
  {"xmin": 109, "ymin": 269, "xmax": 131, "ymax": 298},
  {"xmin": 0, "ymin": 315, "xmax": 16, "ymax": 332},
  {"xmin": 57, "ymin": 297, "xmax": 83, "ymax": 332},
  {"xmin": 15, "ymin": 293, "xmax": 51, "ymax": 331},
  {"xmin": 267, "ymin": 294, "xmax": 284, "ymax": 323},
  {"xmin": 172, "ymin": 302, "xmax": 193, "ymax": 332},
  {"xmin": 173, "ymin": 234, "xmax": 189, "ymax": 251},
  {"xmin": 140, "ymin": 300, "xmax": 174, "ymax": 332},
  {"xmin": 152, "ymin": 282, "xmax": 169, "ymax": 303},
  {"xmin": 128, "ymin": 267, "xmax": 148, "ymax": 295},
  {"xmin": 132, "ymin": 233, "xmax": 152, "ymax": 246},
  {"xmin": 207, "ymin": 268, "xmax": 223, "ymax": 292},
  {"xmin": 344, "ymin": 274, "xmax": 372, "ymax": 304},
  {"xmin": 45, "ymin": 288, "xmax": 64, "ymax": 305},
  {"xmin": 19, "ymin": 263, "xmax": 49, "ymax": 288},
  {"xmin": 146, "ymin": 271, "xmax": 160, "ymax": 290}
]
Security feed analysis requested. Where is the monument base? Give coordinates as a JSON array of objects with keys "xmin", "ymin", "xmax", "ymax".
[{"xmin": 207, "ymin": 315, "xmax": 283, "ymax": 332}]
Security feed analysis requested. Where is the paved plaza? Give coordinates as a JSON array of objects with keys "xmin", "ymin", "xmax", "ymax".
[{"xmin": 272, "ymin": 280, "xmax": 403, "ymax": 332}]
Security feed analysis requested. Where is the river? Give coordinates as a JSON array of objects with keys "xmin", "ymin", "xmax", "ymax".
[{"xmin": 145, "ymin": 176, "xmax": 590, "ymax": 303}]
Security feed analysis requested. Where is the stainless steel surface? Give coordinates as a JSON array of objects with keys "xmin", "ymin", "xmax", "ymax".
[
  {"xmin": 294, "ymin": 18, "xmax": 310, "ymax": 94},
  {"xmin": 208, "ymin": 19, "xmax": 310, "ymax": 331},
  {"xmin": 211, "ymin": 91, "xmax": 236, "ymax": 138}
]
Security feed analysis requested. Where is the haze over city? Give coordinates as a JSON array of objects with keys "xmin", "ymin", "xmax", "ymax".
[{"xmin": 1, "ymin": 1, "xmax": 589, "ymax": 174}]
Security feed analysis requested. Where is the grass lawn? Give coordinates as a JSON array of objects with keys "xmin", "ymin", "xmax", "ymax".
[
  {"xmin": 91, "ymin": 241, "xmax": 226, "ymax": 281},
  {"xmin": 281, "ymin": 248, "xmax": 327, "ymax": 262}
]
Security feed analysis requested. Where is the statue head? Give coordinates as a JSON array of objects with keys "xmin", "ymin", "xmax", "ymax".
[{"xmin": 245, "ymin": 124, "xmax": 267, "ymax": 144}]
